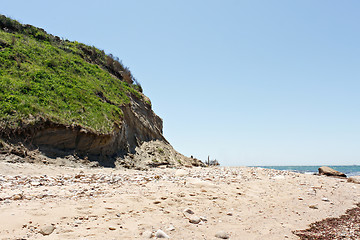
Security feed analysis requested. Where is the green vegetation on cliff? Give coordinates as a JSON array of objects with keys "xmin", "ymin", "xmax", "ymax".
[{"xmin": 0, "ymin": 15, "xmax": 145, "ymax": 133}]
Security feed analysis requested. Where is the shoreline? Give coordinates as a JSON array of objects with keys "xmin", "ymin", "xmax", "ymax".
[{"xmin": 0, "ymin": 161, "xmax": 359, "ymax": 239}]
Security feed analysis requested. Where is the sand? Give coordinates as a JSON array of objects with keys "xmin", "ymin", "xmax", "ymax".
[{"xmin": 0, "ymin": 161, "xmax": 359, "ymax": 239}]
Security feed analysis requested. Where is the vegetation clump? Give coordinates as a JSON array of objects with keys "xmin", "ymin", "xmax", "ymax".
[{"xmin": 0, "ymin": 15, "xmax": 145, "ymax": 133}]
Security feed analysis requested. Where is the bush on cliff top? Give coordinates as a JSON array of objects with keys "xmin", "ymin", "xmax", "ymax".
[{"xmin": 0, "ymin": 15, "xmax": 144, "ymax": 133}]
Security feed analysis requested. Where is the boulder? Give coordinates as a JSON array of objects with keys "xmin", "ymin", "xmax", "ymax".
[
  {"xmin": 318, "ymin": 166, "xmax": 346, "ymax": 178},
  {"xmin": 347, "ymin": 176, "xmax": 360, "ymax": 184}
]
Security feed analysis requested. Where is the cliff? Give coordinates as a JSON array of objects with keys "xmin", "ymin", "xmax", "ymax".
[{"xmin": 0, "ymin": 15, "xmax": 203, "ymax": 168}]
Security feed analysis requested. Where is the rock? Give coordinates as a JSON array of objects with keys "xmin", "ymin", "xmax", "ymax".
[
  {"xmin": 109, "ymin": 226, "xmax": 116, "ymax": 230},
  {"xmin": 167, "ymin": 225, "xmax": 175, "ymax": 231},
  {"xmin": 347, "ymin": 176, "xmax": 360, "ymax": 184},
  {"xmin": 39, "ymin": 225, "xmax": 55, "ymax": 235},
  {"xmin": 175, "ymin": 169, "xmax": 188, "ymax": 177},
  {"xmin": 189, "ymin": 216, "xmax": 201, "ymax": 224},
  {"xmin": 309, "ymin": 205, "xmax": 318, "ymax": 209},
  {"xmin": 215, "ymin": 231, "xmax": 229, "ymax": 239},
  {"xmin": 11, "ymin": 194, "xmax": 23, "ymax": 200},
  {"xmin": 318, "ymin": 166, "xmax": 346, "ymax": 178},
  {"xmin": 322, "ymin": 197, "xmax": 330, "ymax": 202},
  {"xmin": 155, "ymin": 229, "xmax": 170, "ymax": 238},
  {"xmin": 183, "ymin": 208, "xmax": 194, "ymax": 214},
  {"xmin": 142, "ymin": 230, "xmax": 153, "ymax": 238}
]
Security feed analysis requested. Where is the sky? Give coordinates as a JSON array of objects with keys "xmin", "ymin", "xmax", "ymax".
[{"xmin": 1, "ymin": 1, "xmax": 359, "ymax": 166}]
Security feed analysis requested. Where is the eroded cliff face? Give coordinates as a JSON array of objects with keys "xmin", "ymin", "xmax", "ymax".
[
  {"xmin": 0, "ymin": 93, "xmax": 203, "ymax": 168},
  {"xmin": 30, "ymin": 94, "xmax": 165, "ymax": 165}
]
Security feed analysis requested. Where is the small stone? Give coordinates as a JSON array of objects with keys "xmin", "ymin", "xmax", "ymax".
[
  {"xmin": 200, "ymin": 216, "xmax": 208, "ymax": 222},
  {"xmin": 11, "ymin": 194, "xmax": 23, "ymax": 200},
  {"xmin": 155, "ymin": 229, "xmax": 170, "ymax": 238},
  {"xmin": 31, "ymin": 181, "xmax": 41, "ymax": 186},
  {"xmin": 167, "ymin": 225, "xmax": 175, "ymax": 231},
  {"xmin": 189, "ymin": 216, "xmax": 201, "ymax": 224},
  {"xmin": 309, "ymin": 205, "xmax": 318, "ymax": 209},
  {"xmin": 298, "ymin": 196, "xmax": 303, "ymax": 200},
  {"xmin": 322, "ymin": 197, "xmax": 330, "ymax": 202},
  {"xmin": 153, "ymin": 200, "xmax": 161, "ymax": 204},
  {"xmin": 109, "ymin": 226, "xmax": 116, "ymax": 230},
  {"xmin": 175, "ymin": 169, "xmax": 188, "ymax": 177},
  {"xmin": 183, "ymin": 208, "xmax": 194, "ymax": 214},
  {"xmin": 227, "ymin": 212, "xmax": 233, "ymax": 216},
  {"xmin": 215, "ymin": 230, "xmax": 229, "ymax": 239},
  {"xmin": 142, "ymin": 230, "xmax": 153, "ymax": 238},
  {"xmin": 39, "ymin": 225, "xmax": 55, "ymax": 236}
]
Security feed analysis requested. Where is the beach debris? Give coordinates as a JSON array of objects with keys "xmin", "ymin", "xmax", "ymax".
[
  {"xmin": 155, "ymin": 229, "xmax": 170, "ymax": 238},
  {"xmin": 215, "ymin": 230, "xmax": 230, "ymax": 239},
  {"xmin": 318, "ymin": 166, "xmax": 347, "ymax": 178}
]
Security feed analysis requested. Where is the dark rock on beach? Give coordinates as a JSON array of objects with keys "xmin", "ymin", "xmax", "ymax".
[{"xmin": 318, "ymin": 166, "xmax": 347, "ymax": 178}]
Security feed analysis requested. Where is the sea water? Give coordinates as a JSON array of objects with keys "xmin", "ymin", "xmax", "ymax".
[{"xmin": 254, "ymin": 165, "xmax": 360, "ymax": 177}]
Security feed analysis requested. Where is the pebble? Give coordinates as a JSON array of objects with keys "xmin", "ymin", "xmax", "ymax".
[
  {"xmin": 142, "ymin": 230, "xmax": 153, "ymax": 238},
  {"xmin": 155, "ymin": 229, "xmax": 170, "ymax": 238},
  {"xmin": 322, "ymin": 197, "xmax": 330, "ymax": 202},
  {"xmin": 309, "ymin": 205, "xmax": 318, "ymax": 209},
  {"xmin": 215, "ymin": 230, "xmax": 229, "ymax": 239},
  {"xmin": 39, "ymin": 225, "xmax": 55, "ymax": 236},
  {"xmin": 109, "ymin": 226, "xmax": 116, "ymax": 230},
  {"xmin": 167, "ymin": 225, "xmax": 175, "ymax": 231},
  {"xmin": 183, "ymin": 208, "xmax": 194, "ymax": 214},
  {"xmin": 11, "ymin": 194, "xmax": 22, "ymax": 200},
  {"xmin": 175, "ymin": 169, "xmax": 188, "ymax": 177},
  {"xmin": 189, "ymin": 216, "xmax": 201, "ymax": 224}
]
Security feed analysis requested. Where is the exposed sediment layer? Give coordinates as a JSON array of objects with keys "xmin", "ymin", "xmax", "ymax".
[{"xmin": 0, "ymin": 94, "xmax": 202, "ymax": 168}]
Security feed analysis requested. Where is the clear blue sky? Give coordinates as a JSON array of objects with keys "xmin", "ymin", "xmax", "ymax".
[{"xmin": 2, "ymin": 1, "xmax": 359, "ymax": 166}]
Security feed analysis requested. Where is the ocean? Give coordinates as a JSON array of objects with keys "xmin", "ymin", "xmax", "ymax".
[{"xmin": 254, "ymin": 165, "xmax": 360, "ymax": 177}]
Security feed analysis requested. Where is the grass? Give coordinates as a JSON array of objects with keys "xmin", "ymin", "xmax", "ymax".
[{"xmin": 0, "ymin": 15, "xmax": 145, "ymax": 134}]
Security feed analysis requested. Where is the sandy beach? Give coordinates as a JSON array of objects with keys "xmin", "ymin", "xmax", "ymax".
[{"xmin": 0, "ymin": 161, "xmax": 359, "ymax": 239}]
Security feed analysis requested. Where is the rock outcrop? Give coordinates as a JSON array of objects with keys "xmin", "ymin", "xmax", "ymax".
[{"xmin": 318, "ymin": 166, "xmax": 347, "ymax": 178}]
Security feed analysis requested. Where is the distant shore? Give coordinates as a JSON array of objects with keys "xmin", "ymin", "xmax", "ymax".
[
  {"xmin": 0, "ymin": 160, "xmax": 359, "ymax": 239},
  {"xmin": 252, "ymin": 165, "xmax": 360, "ymax": 176}
]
